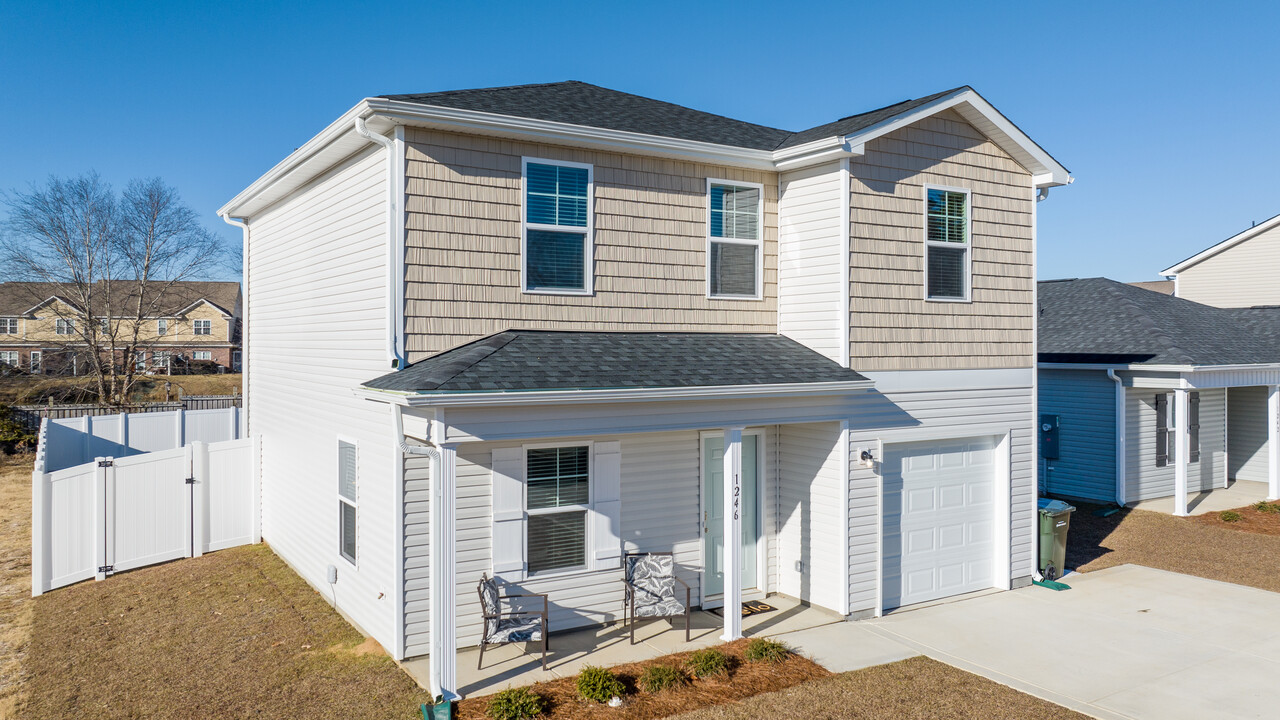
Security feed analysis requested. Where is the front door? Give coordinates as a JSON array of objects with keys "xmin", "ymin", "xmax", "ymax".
[{"xmin": 702, "ymin": 434, "xmax": 759, "ymax": 599}]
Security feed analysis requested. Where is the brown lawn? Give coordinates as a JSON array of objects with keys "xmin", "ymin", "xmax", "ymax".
[
  {"xmin": 0, "ymin": 373, "xmax": 240, "ymax": 406},
  {"xmin": 0, "ymin": 453, "xmax": 34, "ymax": 718}
]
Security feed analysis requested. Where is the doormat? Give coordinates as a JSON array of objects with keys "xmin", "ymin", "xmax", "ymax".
[{"xmin": 708, "ymin": 600, "xmax": 777, "ymax": 618}]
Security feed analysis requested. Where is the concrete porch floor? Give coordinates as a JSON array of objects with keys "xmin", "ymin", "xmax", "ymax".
[
  {"xmin": 1130, "ymin": 479, "xmax": 1269, "ymax": 516},
  {"xmin": 400, "ymin": 594, "xmax": 844, "ymax": 698}
]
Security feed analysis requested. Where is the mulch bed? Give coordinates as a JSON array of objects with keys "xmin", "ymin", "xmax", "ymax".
[
  {"xmin": 454, "ymin": 639, "xmax": 829, "ymax": 720},
  {"xmin": 665, "ymin": 656, "xmax": 1090, "ymax": 720},
  {"xmin": 1190, "ymin": 501, "xmax": 1280, "ymax": 536}
]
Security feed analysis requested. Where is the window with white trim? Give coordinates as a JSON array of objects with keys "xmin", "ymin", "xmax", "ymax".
[
  {"xmin": 192, "ymin": 350, "xmax": 211, "ymax": 361},
  {"xmin": 707, "ymin": 181, "xmax": 763, "ymax": 298},
  {"xmin": 55, "ymin": 318, "xmax": 74, "ymax": 335},
  {"xmin": 526, "ymin": 445, "xmax": 590, "ymax": 574},
  {"xmin": 338, "ymin": 440, "xmax": 358, "ymax": 564},
  {"xmin": 152, "ymin": 350, "xmax": 172, "ymax": 367},
  {"xmin": 0, "ymin": 352, "xmax": 17, "ymax": 366},
  {"xmin": 0, "ymin": 319, "xmax": 17, "ymax": 334},
  {"xmin": 523, "ymin": 159, "xmax": 592, "ymax": 293},
  {"xmin": 193, "ymin": 319, "xmax": 212, "ymax": 335},
  {"xmin": 157, "ymin": 318, "xmax": 168, "ymax": 336},
  {"xmin": 98, "ymin": 318, "xmax": 109, "ymax": 334},
  {"xmin": 924, "ymin": 187, "xmax": 971, "ymax": 300}
]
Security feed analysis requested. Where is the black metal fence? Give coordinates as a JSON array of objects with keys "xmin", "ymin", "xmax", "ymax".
[{"xmin": 11, "ymin": 394, "xmax": 241, "ymax": 433}]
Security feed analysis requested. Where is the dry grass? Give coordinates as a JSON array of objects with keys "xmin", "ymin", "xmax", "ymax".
[
  {"xmin": 1069, "ymin": 503, "xmax": 1280, "ymax": 593},
  {"xmin": 456, "ymin": 640, "xmax": 828, "ymax": 720},
  {"xmin": 0, "ymin": 454, "xmax": 34, "ymax": 718},
  {"xmin": 665, "ymin": 656, "xmax": 1090, "ymax": 720},
  {"xmin": 19, "ymin": 544, "xmax": 432, "ymax": 720},
  {"xmin": 0, "ymin": 373, "xmax": 240, "ymax": 405}
]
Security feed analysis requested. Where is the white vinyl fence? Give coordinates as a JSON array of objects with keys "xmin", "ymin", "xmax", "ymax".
[
  {"xmin": 41, "ymin": 406, "xmax": 241, "ymax": 473},
  {"xmin": 31, "ymin": 416, "xmax": 260, "ymax": 595}
]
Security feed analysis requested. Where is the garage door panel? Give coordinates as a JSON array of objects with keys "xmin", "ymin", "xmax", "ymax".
[{"xmin": 884, "ymin": 437, "xmax": 997, "ymax": 609}]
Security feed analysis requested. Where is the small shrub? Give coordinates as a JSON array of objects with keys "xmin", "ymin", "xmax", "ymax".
[
  {"xmin": 685, "ymin": 648, "xmax": 730, "ymax": 679},
  {"xmin": 1221, "ymin": 510, "xmax": 1242, "ymax": 523},
  {"xmin": 576, "ymin": 665, "xmax": 625, "ymax": 704},
  {"xmin": 744, "ymin": 638, "xmax": 791, "ymax": 664},
  {"xmin": 638, "ymin": 664, "xmax": 686, "ymax": 693},
  {"xmin": 486, "ymin": 687, "xmax": 545, "ymax": 720},
  {"xmin": 1254, "ymin": 501, "xmax": 1280, "ymax": 514}
]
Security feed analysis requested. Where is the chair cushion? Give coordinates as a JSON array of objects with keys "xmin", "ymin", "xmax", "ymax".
[
  {"xmin": 491, "ymin": 616, "xmax": 543, "ymax": 643},
  {"xmin": 479, "ymin": 576, "xmax": 500, "ymax": 637},
  {"xmin": 633, "ymin": 595, "xmax": 685, "ymax": 618},
  {"xmin": 627, "ymin": 554, "xmax": 676, "ymax": 610}
]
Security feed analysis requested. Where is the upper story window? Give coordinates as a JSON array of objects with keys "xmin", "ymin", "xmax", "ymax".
[
  {"xmin": 55, "ymin": 318, "xmax": 74, "ymax": 335},
  {"xmin": 707, "ymin": 181, "xmax": 763, "ymax": 299},
  {"xmin": 522, "ymin": 159, "xmax": 592, "ymax": 294},
  {"xmin": 0, "ymin": 319, "xmax": 17, "ymax": 335},
  {"xmin": 157, "ymin": 318, "xmax": 168, "ymax": 336},
  {"xmin": 924, "ymin": 186, "xmax": 971, "ymax": 301},
  {"xmin": 193, "ymin": 319, "xmax": 212, "ymax": 335},
  {"xmin": 526, "ymin": 444, "xmax": 590, "ymax": 574},
  {"xmin": 98, "ymin": 319, "xmax": 110, "ymax": 334}
]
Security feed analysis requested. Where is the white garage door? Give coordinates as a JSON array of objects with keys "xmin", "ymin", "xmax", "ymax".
[{"xmin": 883, "ymin": 438, "xmax": 995, "ymax": 609}]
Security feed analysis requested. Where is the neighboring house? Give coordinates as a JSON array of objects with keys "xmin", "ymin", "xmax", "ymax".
[
  {"xmin": 1038, "ymin": 278, "xmax": 1280, "ymax": 512},
  {"xmin": 1160, "ymin": 212, "xmax": 1280, "ymax": 307},
  {"xmin": 218, "ymin": 81, "xmax": 1071, "ymax": 698},
  {"xmin": 0, "ymin": 281, "xmax": 242, "ymax": 374},
  {"xmin": 1128, "ymin": 280, "xmax": 1173, "ymax": 295}
]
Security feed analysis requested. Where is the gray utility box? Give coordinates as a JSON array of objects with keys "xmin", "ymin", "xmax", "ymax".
[{"xmin": 1037, "ymin": 498, "xmax": 1075, "ymax": 581}]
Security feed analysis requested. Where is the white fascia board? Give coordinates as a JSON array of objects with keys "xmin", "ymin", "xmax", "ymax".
[
  {"xmin": 1038, "ymin": 361, "xmax": 1280, "ymax": 374},
  {"xmin": 772, "ymin": 137, "xmax": 865, "ymax": 171},
  {"xmin": 173, "ymin": 298, "xmax": 234, "ymax": 318},
  {"xmin": 367, "ymin": 98, "xmax": 778, "ymax": 171},
  {"xmin": 355, "ymin": 380, "xmax": 874, "ymax": 408},
  {"xmin": 840, "ymin": 88, "xmax": 1072, "ymax": 188},
  {"xmin": 21, "ymin": 296, "xmax": 70, "ymax": 315},
  {"xmin": 1160, "ymin": 212, "xmax": 1280, "ymax": 275}
]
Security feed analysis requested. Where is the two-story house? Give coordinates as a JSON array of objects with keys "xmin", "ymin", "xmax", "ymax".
[
  {"xmin": 1160, "ymin": 212, "xmax": 1280, "ymax": 308},
  {"xmin": 218, "ymin": 81, "xmax": 1070, "ymax": 699},
  {"xmin": 0, "ymin": 281, "xmax": 242, "ymax": 374}
]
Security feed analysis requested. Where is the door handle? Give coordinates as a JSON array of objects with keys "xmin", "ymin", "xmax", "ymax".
[{"xmin": 703, "ymin": 511, "xmax": 708, "ymax": 534}]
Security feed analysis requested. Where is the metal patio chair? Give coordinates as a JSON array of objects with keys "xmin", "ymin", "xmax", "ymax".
[
  {"xmin": 622, "ymin": 552, "xmax": 690, "ymax": 644},
  {"xmin": 476, "ymin": 573, "xmax": 549, "ymax": 670}
]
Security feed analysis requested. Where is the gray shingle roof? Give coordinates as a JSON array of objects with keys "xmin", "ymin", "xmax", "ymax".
[
  {"xmin": 379, "ymin": 81, "xmax": 971, "ymax": 152},
  {"xmin": 364, "ymin": 330, "xmax": 868, "ymax": 393},
  {"xmin": 0, "ymin": 281, "xmax": 240, "ymax": 318},
  {"xmin": 1038, "ymin": 278, "xmax": 1280, "ymax": 366}
]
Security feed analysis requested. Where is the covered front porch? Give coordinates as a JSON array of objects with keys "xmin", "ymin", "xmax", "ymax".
[{"xmin": 402, "ymin": 594, "xmax": 842, "ymax": 697}]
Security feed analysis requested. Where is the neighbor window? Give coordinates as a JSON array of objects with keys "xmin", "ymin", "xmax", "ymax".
[
  {"xmin": 708, "ymin": 181, "xmax": 763, "ymax": 298},
  {"xmin": 0, "ymin": 352, "xmax": 17, "ymax": 366},
  {"xmin": 193, "ymin": 350, "xmax": 211, "ymax": 361},
  {"xmin": 526, "ymin": 445, "xmax": 590, "ymax": 574},
  {"xmin": 98, "ymin": 318, "xmax": 109, "ymax": 334},
  {"xmin": 338, "ymin": 440, "xmax": 358, "ymax": 564},
  {"xmin": 0, "ymin": 319, "xmax": 17, "ymax": 334},
  {"xmin": 157, "ymin": 318, "xmax": 168, "ymax": 336},
  {"xmin": 55, "ymin": 318, "xmax": 74, "ymax": 335},
  {"xmin": 523, "ymin": 159, "xmax": 591, "ymax": 293},
  {"xmin": 193, "ymin": 319, "xmax": 212, "ymax": 335},
  {"xmin": 152, "ymin": 350, "xmax": 172, "ymax": 368},
  {"xmin": 924, "ymin": 187, "xmax": 971, "ymax": 300}
]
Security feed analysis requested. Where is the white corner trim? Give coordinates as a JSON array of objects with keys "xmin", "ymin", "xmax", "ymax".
[
  {"xmin": 839, "ymin": 158, "xmax": 851, "ymax": 369},
  {"xmin": 1160, "ymin": 212, "xmax": 1280, "ymax": 275}
]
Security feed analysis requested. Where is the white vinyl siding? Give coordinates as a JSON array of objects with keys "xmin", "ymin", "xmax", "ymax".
[
  {"xmin": 1229, "ymin": 386, "xmax": 1270, "ymax": 482},
  {"xmin": 777, "ymin": 162, "xmax": 844, "ymax": 363},
  {"xmin": 707, "ymin": 180, "xmax": 763, "ymax": 299},
  {"xmin": 777, "ymin": 422, "xmax": 844, "ymax": 611},
  {"xmin": 245, "ymin": 146, "xmax": 396, "ymax": 650},
  {"xmin": 1175, "ymin": 223, "xmax": 1280, "ymax": 308},
  {"xmin": 1125, "ymin": 388, "xmax": 1225, "ymax": 502},
  {"xmin": 1038, "ymin": 369, "xmax": 1118, "ymax": 503}
]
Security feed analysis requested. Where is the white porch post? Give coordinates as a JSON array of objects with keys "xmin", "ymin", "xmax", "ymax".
[
  {"xmin": 721, "ymin": 426, "xmax": 744, "ymax": 642},
  {"xmin": 1268, "ymin": 386, "xmax": 1280, "ymax": 501},
  {"xmin": 429, "ymin": 442, "xmax": 458, "ymax": 700},
  {"xmin": 1173, "ymin": 388, "xmax": 1190, "ymax": 517}
]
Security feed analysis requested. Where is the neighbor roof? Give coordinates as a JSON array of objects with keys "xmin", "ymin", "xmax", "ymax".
[
  {"xmin": 0, "ymin": 281, "xmax": 240, "ymax": 318},
  {"xmin": 364, "ymin": 330, "xmax": 868, "ymax": 393},
  {"xmin": 1038, "ymin": 278, "xmax": 1280, "ymax": 366}
]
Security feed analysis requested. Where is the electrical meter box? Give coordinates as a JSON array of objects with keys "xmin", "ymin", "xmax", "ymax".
[{"xmin": 1040, "ymin": 413, "xmax": 1060, "ymax": 460}]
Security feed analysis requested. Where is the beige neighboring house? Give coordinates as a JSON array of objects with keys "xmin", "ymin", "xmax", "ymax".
[
  {"xmin": 1161, "ymin": 212, "xmax": 1280, "ymax": 307},
  {"xmin": 219, "ymin": 81, "xmax": 1071, "ymax": 699},
  {"xmin": 0, "ymin": 281, "xmax": 242, "ymax": 374}
]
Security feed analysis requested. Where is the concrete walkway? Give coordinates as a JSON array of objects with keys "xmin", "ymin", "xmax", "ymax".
[
  {"xmin": 1130, "ymin": 479, "xmax": 1270, "ymax": 516},
  {"xmin": 779, "ymin": 565, "xmax": 1280, "ymax": 720}
]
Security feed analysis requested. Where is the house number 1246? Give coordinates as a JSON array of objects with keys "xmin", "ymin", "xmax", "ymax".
[{"xmin": 732, "ymin": 479, "xmax": 740, "ymax": 520}]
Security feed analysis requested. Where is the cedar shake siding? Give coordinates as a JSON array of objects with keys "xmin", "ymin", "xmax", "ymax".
[
  {"xmin": 402, "ymin": 128, "xmax": 778, "ymax": 360},
  {"xmin": 848, "ymin": 109, "xmax": 1035, "ymax": 371}
]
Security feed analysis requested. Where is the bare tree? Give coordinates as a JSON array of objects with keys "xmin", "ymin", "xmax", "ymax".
[{"xmin": 2, "ymin": 174, "xmax": 227, "ymax": 404}]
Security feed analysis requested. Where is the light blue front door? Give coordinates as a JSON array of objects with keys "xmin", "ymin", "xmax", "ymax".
[{"xmin": 702, "ymin": 435, "xmax": 759, "ymax": 598}]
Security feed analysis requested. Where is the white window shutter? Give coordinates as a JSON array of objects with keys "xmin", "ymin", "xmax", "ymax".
[
  {"xmin": 491, "ymin": 447, "xmax": 525, "ymax": 581},
  {"xmin": 591, "ymin": 441, "xmax": 622, "ymax": 570}
]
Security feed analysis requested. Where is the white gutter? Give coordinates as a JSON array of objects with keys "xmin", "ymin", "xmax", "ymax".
[
  {"xmin": 354, "ymin": 117, "xmax": 406, "ymax": 369},
  {"xmin": 356, "ymin": 380, "xmax": 875, "ymax": 408},
  {"xmin": 221, "ymin": 215, "xmax": 250, "ymax": 436},
  {"xmin": 1039, "ymin": 361, "xmax": 1280, "ymax": 374},
  {"xmin": 1108, "ymin": 369, "xmax": 1127, "ymax": 506}
]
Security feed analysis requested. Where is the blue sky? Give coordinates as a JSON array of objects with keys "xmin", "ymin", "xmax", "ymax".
[{"xmin": 2, "ymin": 1, "xmax": 1277, "ymax": 282}]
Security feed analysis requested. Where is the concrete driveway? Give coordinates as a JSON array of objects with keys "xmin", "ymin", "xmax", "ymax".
[{"xmin": 780, "ymin": 564, "xmax": 1280, "ymax": 720}]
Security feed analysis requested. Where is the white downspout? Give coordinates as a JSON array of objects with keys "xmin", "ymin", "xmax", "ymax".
[
  {"xmin": 1108, "ymin": 370, "xmax": 1126, "ymax": 506},
  {"xmin": 355, "ymin": 117, "xmax": 407, "ymax": 369},
  {"xmin": 221, "ymin": 215, "xmax": 249, "ymax": 437}
]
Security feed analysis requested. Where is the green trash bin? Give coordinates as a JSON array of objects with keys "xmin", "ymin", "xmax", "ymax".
[{"xmin": 1037, "ymin": 498, "xmax": 1075, "ymax": 581}]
